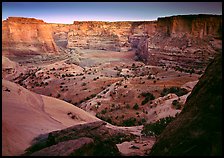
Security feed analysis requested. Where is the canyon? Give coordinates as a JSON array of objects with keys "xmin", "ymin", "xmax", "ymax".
[
  {"xmin": 2, "ymin": 14, "xmax": 222, "ymax": 156},
  {"xmin": 3, "ymin": 14, "xmax": 222, "ymax": 69}
]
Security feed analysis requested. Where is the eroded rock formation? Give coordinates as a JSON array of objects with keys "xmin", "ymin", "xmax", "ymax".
[
  {"xmin": 2, "ymin": 17, "xmax": 58, "ymax": 56},
  {"xmin": 2, "ymin": 15, "xmax": 222, "ymax": 69}
]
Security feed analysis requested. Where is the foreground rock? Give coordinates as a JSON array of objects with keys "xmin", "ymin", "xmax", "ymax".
[
  {"xmin": 25, "ymin": 121, "xmax": 136, "ymax": 156},
  {"xmin": 149, "ymin": 52, "xmax": 222, "ymax": 156},
  {"xmin": 2, "ymin": 79, "xmax": 99, "ymax": 156}
]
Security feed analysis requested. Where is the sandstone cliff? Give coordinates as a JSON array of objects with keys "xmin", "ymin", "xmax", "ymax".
[
  {"xmin": 2, "ymin": 17, "xmax": 58, "ymax": 56},
  {"xmin": 47, "ymin": 15, "xmax": 223, "ymax": 70},
  {"xmin": 147, "ymin": 14, "xmax": 222, "ymax": 69},
  {"xmin": 149, "ymin": 52, "xmax": 222, "ymax": 155},
  {"xmin": 2, "ymin": 15, "xmax": 221, "ymax": 69}
]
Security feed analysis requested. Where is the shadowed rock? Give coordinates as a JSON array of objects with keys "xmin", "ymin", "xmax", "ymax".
[{"xmin": 25, "ymin": 121, "xmax": 136, "ymax": 156}]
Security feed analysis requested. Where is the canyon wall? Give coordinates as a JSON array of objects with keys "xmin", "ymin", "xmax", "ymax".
[
  {"xmin": 2, "ymin": 17, "xmax": 58, "ymax": 56},
  {"xmin": 2, "ymin": 15, "xmax": 222, "ymax": 69},
  {"xmin": 147, "ymin": 14, "xmax": 222, "ymax": 69}
]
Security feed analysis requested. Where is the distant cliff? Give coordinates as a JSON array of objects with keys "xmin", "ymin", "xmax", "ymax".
[
  {"xmin": 149, "ymin": 51, "xmax": 222, "ymax": 156},
  {"xmin": 147, "ymin": 14, "xmax": 222, "ymax": 69},
  {"xmin": 2, "ymin": 15, "xmax": 222, "ymax": 69},
  {"xmin": 2, "ymin": 17, "xmax": 58, "ymax": 56}
]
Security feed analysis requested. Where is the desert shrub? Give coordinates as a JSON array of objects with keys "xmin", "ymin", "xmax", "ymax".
[
  {"xmin": 101, "ymin": 109, "xmax": 107, "ymax": 114},
  {"xmin": 132, "ymin": 63, "xmax": 136, "ymax": 68},
  {"xmin": 90, "ymin": 94, "xmax": 97, "ymax": 98},
  {"xmin": 160, "ymin": 86, "xmax": 188, "ymax": 97},
  {"xmin": 141, "ymin": 98, "xmax": 150, "ymax": 105},
  {"xmin": 122, "ymin": 117, "xmax": 137, "ymax": 126},
  {"xmin": 97, "ymin": 95, "xmax": 102, "ymax": 98},
  {"xmin": 197, "ymin": 70, "xmax": 203, "ymax": 75},
  {"xmin": 126, "ymin": 104, "xmax": 130, "ymax": 109},
  {"xmin": 141, "ymin": 92, "xmax": 155, "ymax": 105},
  {"xmin": 141, "ymin": 118, "xmax": 146, "ymax": 124},
  {"xmin": 81, "ymin": 82, "xmax": 87, "ymax": 86},
  {"xmin": 96, "ymin": 114, "xmax": 112, "ymax": 124},
  {"xmin": 172, "ymin": 99, "xmax": 182, "ymax": 109},
  {"xmin": 124, "ymin": 85, "xmax": 127, "ymax": 88},
  {"xmin": 141, "ymin": 116, "xmax": 175, "ymax": 136},
  {"xmin": 133, "ymin": 103, "xmax": 139, "ymax": 110}
]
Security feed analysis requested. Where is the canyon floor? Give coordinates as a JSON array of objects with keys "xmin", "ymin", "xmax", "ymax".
[{"xmin": 2, "ymin": 48, "xmax": 200, "ymax": 156}]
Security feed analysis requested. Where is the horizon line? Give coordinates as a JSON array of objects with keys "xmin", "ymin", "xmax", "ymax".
[{"xmin": 3, "ymin": 13, "xmax": 222, "ymax": 24}]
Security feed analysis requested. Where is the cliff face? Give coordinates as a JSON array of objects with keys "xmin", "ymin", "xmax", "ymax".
[
  {"xmin": 147, "ymin": 15, "xmax": 222, "ymax": 69},
  {"xmin": 47, "ymin": 15, "xmax": 223, "ymax": 70},
  {"xmin": 157, "ymin": 15, "xmax": 221, "ymax": 38},
  {"xmin": 66, "ymin": 21, "xmax": 137, "ymax": 51},
  {"xmin": 2, "ymin": 17, "xmax": 58, "ymax": 56},
  {"xmin": 149, "ymin": 52, "xmax": 222, "ymax": 156},
  {"xmin": 2, "ymin": 15, "xmax": 221, "ymax": 69}
]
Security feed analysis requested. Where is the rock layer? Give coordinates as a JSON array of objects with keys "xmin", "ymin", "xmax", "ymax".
[{"xmin": 2, "ymin": 17, "xmax": 58, "ymax": 56}]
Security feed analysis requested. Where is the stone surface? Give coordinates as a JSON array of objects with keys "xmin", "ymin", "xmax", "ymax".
[
  {"xmin": 31, "ymin": 137, "xmax": 94, "ymax": 156},
  {"xmin": 25, "ymin": 121, "xmax": 136, "ymax": 156}
]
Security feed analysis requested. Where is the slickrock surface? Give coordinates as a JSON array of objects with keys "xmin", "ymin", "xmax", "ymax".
[{"xmin": 2, "ymin": 79, "xmax": 99, "ymax": 156}]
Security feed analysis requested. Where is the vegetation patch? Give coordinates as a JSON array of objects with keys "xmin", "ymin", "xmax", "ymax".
[
  {"xmin": 141, "ymin": 116, "xmax": 175, "ymax": 136},
  {"xmin": 122, "ymin": 117, "xmax": 137, "ymax": 126},
  {"xmin": 160, "ymin": 86, "xmax": 188, "ymax": 97},
  {"xmin": 141, "ymin": 92, "xmax": 155, "ymax": 105},
  {"xmin": 172, "ymin": 99, "xmax": 182, "ymax": 109}
]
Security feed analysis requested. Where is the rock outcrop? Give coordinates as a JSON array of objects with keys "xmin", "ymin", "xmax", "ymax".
[
  {"xmin": 2, "ymin": 17, "xmax": 58, "ymax": 56},
  {"xmin": 149, "ymin": 52, "xmax": 222, "ymax": 156},
  {"xmin": 24, "ymin": 121, "xmax": 136, "ymax": 156}
]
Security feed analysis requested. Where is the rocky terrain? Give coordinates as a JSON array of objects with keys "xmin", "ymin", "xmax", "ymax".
[{"xmin": 2, "ymin": 14, "xmax": 222, "ymax": 156}]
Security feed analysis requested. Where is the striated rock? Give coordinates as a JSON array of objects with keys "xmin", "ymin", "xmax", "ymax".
[
  {"xmin": 2, "ymin": 17, "xmax": 58, "ymax": 56},
  {"xmin": 145, "ymin": 14, "xmax": 222, "ymax": 69},
  {"xmin": 157, "ymin": 14, "xmax": 222, "ymax": 38},
  {"xmin": 67, "ymin": 21, "xmax": 132, "ymax": 51},
  {"xmin": 149, "ymin": 52, "xmax": 222, "ymax": 156},
  {"xmin": 5, "ymin": 17, "xmax": 45, "ymax": 24}
]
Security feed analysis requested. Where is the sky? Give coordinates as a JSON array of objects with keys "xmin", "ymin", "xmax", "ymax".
[{"xmin": 2, "ymin": 2, "xmax": 222, "ymax": 24}]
